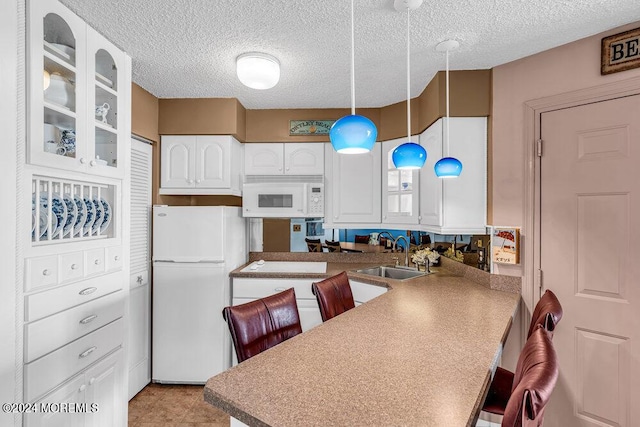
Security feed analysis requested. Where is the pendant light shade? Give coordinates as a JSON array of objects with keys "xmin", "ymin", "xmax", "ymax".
[
  {"xmin": 434, "ymin": 156, "xmax": 463, "ymax": 178},
  {"xmin": 392, "ymin": 142, "xmax": 426, "ymax": 169},
  {"xmin": 330, "ymin": 115, "xmax": 377, "ymax": 154},
  {"xmin": 392, "ymin": 0, "xmax": 425, "ymax": 170},
  {"xmin": 330, "ymin": 0, "xmax": 378, "ymax": 154},
  {"xmin": 435, "ymin": 40, "xmax": 462, "ymax": 178}
]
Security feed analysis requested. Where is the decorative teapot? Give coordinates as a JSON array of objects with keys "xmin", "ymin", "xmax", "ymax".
[{"xmin": 368, "ymin": 232, "xmax": 380, "ymax": 246}]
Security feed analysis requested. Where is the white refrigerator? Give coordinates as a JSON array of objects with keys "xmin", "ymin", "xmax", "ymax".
[{"xmin": 152, "ymin": 206, "xmax": 246, "ymax": 384}]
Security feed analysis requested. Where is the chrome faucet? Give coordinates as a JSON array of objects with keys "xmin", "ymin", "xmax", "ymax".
[{"xmin": 393, "ymin": 235, "xmax": 410, "ymax": 267}]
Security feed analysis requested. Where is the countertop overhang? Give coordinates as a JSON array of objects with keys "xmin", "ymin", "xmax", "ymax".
[{"xmin": 206, "ymin": 254, "xmax": 520, "ymax": 427}]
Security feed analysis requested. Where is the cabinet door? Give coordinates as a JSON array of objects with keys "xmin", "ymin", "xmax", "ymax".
[
  {"xmin": 86, "ymin": 28, "xmax": 127, "ymax": 178},
  {"xmin": 161, "ymin": 136, "xmax": 195, "ymax": 188},
  {"xmin": 382, "ymin": 138, "xmax": 420, "ymax": 225},
  {"xmin": 24, "ymin": 375, "xmax": 85, "ymax": 427},
  {"xmin": 127, "ymin": 283, "xmax": 150, "ymax": 400},
  {"xmin": 331, "ymin": 144, "xmax": 381, "ymax": 223},
  {"xmin": 284, "ymin": 143, "xmax": 324, "ymax": 175},
  {"xmin": 244, "ymin": 143, "xmax": 284, "ymax": 175},
  {"xmin": 28, "ymin": 0, "xmax": 88, "ymax": 173},
  {"xmin": 196, "ymin": 136, "xmax": 231, "ymax": 188},
  {"xmin": 419, "ymin": 120, "xmax": 444, "ymax": 227},
  {"xmin": 350, "ymin": 280, "xmax": 387, "ymax": 306},
  {"xmin": 296, "ymin": 298, "xmax": 323, "ymax": 332},
  {"xmin": 85, "ymin": 349, "xmax": 125, "ymax": 427}
]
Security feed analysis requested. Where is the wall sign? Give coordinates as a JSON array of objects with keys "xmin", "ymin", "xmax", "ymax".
[
  {"xmin": 289, "ymin": 120, "xmax": 335, "ymax": 136},
  {"xmin": 491, "ymin": 227, "xmax": 520, "ymax": 265},
  {"xmin": 601, "ymin": 27, "xmax": 640, "ymax": 75}
]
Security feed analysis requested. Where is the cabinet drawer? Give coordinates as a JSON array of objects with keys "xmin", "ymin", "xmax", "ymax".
[
  {"xmin": 25, "ymin": 318, "xmax": 123, "ymax": 402},
  {"xmin": 105, "ymin": 246, "xmax": 123, "ymax": 271},
  {"xmin": 58, "ymin": 251, "xmax": 84, "ymax": 284},
  {"xmin": 85, "ymin": 248, "xmax": 105, "ymax": 276},
  {"xmin": 25, "ymin": 255, "xmax": 58, "ymax": 290},
  {"xmin": 233, "ymin": 278, "xmax": 316, "ymax": 300},
  {"xmin": 25, "ymin": 290, "xmax": 125, "ymax": 363},
  {"xmin": 26, "ymin": 271, "xmax": 123, "ymax": 322}
]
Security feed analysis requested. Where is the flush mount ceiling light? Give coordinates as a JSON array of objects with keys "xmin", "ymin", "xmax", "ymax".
[
  {"xmin": 236, "ymin": 52, "xmax": 280, "ymax": 90},
  {"xmin": 329, "ymin": 0, "xmax": 378, "ymax": 154},
  {"xmin": 392, "ymin": 0, "xmax": 426, "ymax": 170},
  {"xmin": 434, "ymin": 40, "xmax": 463, "ymax": 178}
]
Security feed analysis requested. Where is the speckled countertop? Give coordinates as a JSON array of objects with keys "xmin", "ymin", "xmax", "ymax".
[{"xmin": 205, "ymin": 253, "xmax": 521, "ymax": 427}]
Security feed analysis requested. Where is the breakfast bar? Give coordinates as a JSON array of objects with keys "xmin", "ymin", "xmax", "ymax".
[{"xmin": 204, "ymin": 255, "xmax": 520, "ymax": 427}]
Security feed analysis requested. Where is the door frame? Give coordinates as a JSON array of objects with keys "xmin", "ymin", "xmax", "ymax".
[{"xmin": 521, "ymin": 76, "xmax": 640, "ymax": 338}]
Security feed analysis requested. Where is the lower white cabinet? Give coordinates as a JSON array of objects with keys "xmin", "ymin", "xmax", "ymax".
[
  {"xmin": 25, "ymin": 349, "xmax": 125, "ymax": 427},
  {"xmin": 127, "ymin": 278, "xmax": 150, "ymax": 400},
  {"xmin": 350, "ymin": 280, "xmax": 388, "ymax": 305}
]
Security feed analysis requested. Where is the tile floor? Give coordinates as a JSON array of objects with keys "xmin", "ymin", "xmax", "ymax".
[{"xmin": 128, "ymin": 383, "xmax": 230, "ymax": 426}]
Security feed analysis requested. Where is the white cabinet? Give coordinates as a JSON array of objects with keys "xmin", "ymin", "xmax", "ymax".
[
  {"xmin": 25, "ymin": 349, "xmax": 125, "ymax": 427},
  {"xmin": 160, "ymin": 135, "xmax": 242, "ymax": 195},
  {"xmin": 28, "ymin": 0, "xmax": 130, "ymax": 178},
  {"xmin": 324, "ymin": 143, "xmax": 382, "ymax": 226},
  {"xmin": 382, "ymin": 138, "xmax": 420, "ymax": 226},
  {"xmin": 350, "ymin": 280, "xmax": 388, "ymax": 306},
  {"xmin": 419, "ymin": 117, "xmax": 487, "ymax": 234},
  {"xmin": 244, "ymin": 143, "xmax": 324, "ymax": 175}
]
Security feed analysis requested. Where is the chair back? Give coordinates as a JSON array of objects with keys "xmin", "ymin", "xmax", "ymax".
[
  {"xmin": 354, "ymin": 234, "xmax": 369, "ymax": 244},
  {"xmin": 305, "ymin": 238, "xmax": 322, "ymax": 252},
  {"xmin": 527, "ymin": 289, "xmax": 563, "ymax": 339},
  {"xmin": 502, "ymin": 325, "xmax": 559, "ymax": 427},
  {"xmin": 222, "ymin": 288, "xmax": 302, "ymax": 363},
  {"xmin": 311, "ymin": 271, "xmax": 355, "ymax": 322},
  {"xmin": 325, "ymin": 240, "xmax": 341, "ymax": 252}
]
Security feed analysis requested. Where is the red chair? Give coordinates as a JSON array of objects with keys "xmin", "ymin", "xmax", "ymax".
[
  {"xmin": 222, "ymin": 288, "xmax": 302, "ymax": 363},
  {"xmin": 311, "ymin": 271, "xmax": 355, "ymax": 322},
  {"xmin": 354, "ymin": 234, "xmax": 369, "ymax": 244},
  {"xmin": 527, "ymin": 289, "xmax": 563, "ymax": 339}
]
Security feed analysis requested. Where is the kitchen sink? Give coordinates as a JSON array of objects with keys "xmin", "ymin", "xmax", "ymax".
[{"xmin": 354, "ymin": 265, "xmax": 427, "ymax": 281}]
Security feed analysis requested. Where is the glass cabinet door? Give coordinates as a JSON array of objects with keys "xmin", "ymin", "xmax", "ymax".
[
  {"xmin": 28, "ymin": 0, "xmax": 87, "ymax": 172},
  {"xmin": 382, "ymin": 138, "xmax": 420, "ymax": 225}
]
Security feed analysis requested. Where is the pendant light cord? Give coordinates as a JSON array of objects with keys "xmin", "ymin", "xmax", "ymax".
[
  {"xmin": 350, "ymin": 0, "xmax": 356, "ymax": 115},
  {"xmin": 406, "ymin": 9, "xmax": 411, "ymax": 142},
  {"xmin": 445, "ymin": 48, "xmax": 450, "ymax": 155}
]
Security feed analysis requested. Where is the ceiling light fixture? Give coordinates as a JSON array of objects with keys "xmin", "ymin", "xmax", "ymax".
[
  {"xmin": 329, "ymin": 0, "xmax": 377, "ymax": 154},
  {"xmin": 434, "ymin": 40, "xmax": 463, "ymax": 178},
  {"xmin": 236, "ymin": 52, "xmax": 280, "ymax": 90},
  {"xmin": 392, "ymin": 0, "xmax": 426, "ymax": 170}
]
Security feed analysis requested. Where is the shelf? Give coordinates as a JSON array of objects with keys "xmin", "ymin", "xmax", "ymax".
[
  {"xmin": 43, "ymin": 52, "xmax": 76, "ymax": 78},
  {"xmin": 95, "ymin": 80, "xmax": 117, "ymax": 97},
  {"xmin": 44, "ymin": 105, "xmax": 76, "ymax": 130},
  {"xmin": 43, "ymin": 41, "xmax": 76, "ymax": 68},
  {"xmin": 95, "ymin": 120, "xmax": 117, "ymax": 134}
]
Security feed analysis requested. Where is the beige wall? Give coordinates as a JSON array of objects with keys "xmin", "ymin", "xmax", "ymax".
[{"xmin": 131, "ymin": 83, "xmax": 159, "ymax": 143}]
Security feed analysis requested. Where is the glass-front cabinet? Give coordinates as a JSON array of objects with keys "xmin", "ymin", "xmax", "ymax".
[
  {"xmin": 382, "ymin": 138, "xmax": 420, "ymax": 225},
  {"xmin": 28, "ymin": 0, "xmax": 127, "ymax": 178}
]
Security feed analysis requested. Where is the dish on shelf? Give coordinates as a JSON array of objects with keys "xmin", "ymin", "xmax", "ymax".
[
  {"xmin": 44, "ymin": 73, "xmax": 75, "ymax": 110},
  {"xmin": 32, "ymin": 210, "xmax": 48, "ymax": 240},
  {"xmin": 34, "ymin": 193, "xmax": 67, "ymax": 239},
  {"xmin": 72, "ymin": 194, "xmax": 87, "ymax": 237},
  {"xmin": 90, "ymin": 197, "xmax": 104, "ymax": 234},
  {"xmin": 60, "ymin": 129, "xmax": 76, "ymax": 156},
  {"xmin": 81, "ymin": 196, "xmax": 96, "ymax": 236},
  {"xmin": 95, "ymin": 72, "xmax": 113, "ymax": 88},
  {"xmin": 99, "ymin": 197, "xmax": 112, "ymax": 234},
  {"xmin": 43, "ymin": 41, "xmax": 75, "ymax": 63},
  {"xmin": 62, "ymin": 193, "xmax": 78, "ymax": 237}
]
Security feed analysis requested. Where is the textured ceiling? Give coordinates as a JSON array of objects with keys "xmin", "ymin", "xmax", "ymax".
[{"xmin": 60, "ymin": 0, "xmax": 640, "ymax": 109}]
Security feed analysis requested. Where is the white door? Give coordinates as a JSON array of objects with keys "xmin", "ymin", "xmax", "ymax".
[
  {"xmin": 197, "ymin": 135, "xmax": 230, "ymax": 188},
  {"xmin": 160, "ymin": 135, "xmax": 195, "ymax": 188},
  {"xmin": 540, "ymin": 95, "xmax": 640, "ymax": 426},
  {"xmin": 284, "ymin": 143, "xmax": 324, "ymax": 175},
  {"xmin": 244, "ymin": 143, "xmax": 284, "ymax": 175}
]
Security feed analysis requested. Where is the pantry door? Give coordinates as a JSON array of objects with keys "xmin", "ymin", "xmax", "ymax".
[{"xmin": 540, "ymin": 95, "xmax": 640, "ymax": 426}]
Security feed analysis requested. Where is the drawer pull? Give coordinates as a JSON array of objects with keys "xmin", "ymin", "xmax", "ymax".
[
  {"xmin": 79, "ymin": 384, "xmax": 86, "ymax": 392},
  {"xmin": 70, "ymin": 263, "xmax": 79, "ymax": 270},
  {"xmin": 78, "ymin": 346, "xmax": 97, "ymax": 359},
  {"xmin": 79, "ymin": 287, "xmax": 98, "ymax": 296},
  {"xmin": 274, "ymin": 287, "xmax": 286, "ymax": 292},
  {"xmin": 94, "ymin": 259, "xmax": 102, "ymax": 265},
  {"xmin": 114, "ymin": 255, "xmax": 120, "ymax": 261},
  {"xmin": 79, "ymin": 314, "xmax": 98, "ymax": 324},
  {"xmin": 42, "ymin": 269, "xmax": 51, "ymax": 276}
]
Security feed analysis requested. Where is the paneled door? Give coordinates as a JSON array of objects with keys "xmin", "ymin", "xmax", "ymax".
[{"xmin": 540, "ymin": 95, "xmax": 640, "ymax": 426}]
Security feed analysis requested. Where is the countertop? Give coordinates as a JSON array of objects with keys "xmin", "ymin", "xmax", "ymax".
[{"xmin": 205, "ymin": 253, "xmax": 520, "ymax": 427}]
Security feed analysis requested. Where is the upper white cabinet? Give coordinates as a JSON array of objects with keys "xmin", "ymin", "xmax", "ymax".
[
  {"xmin": 382, "ymin": 137, "xmax": 420, "ymax": 225},
  {"xmin": 419, "ymin": 117, "xmax": 487, "ymax": 234},
  {"xmin": 324, "ymin": 143, "xmax": 381, "ymax": 226},
  {"xmin": 28, "ymin": 0, "xmax": 130, "ymax": 178},
  {"xmin": 160, "ymin": 135, "xmax": 242, "ymax": 195},
  {"xmin": 244, "ymin": 143, "xmax": 324, "ymax": 175}
]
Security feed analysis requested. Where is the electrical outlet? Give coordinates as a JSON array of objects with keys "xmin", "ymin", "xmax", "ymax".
[{"xmin": 293, "ymin": 224, "xmax": 301, "ymax": 232}]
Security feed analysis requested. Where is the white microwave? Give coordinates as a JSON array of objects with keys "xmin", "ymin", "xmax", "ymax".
[{"xmin": 242, "ymin": 181, "xmax": 324, "ymax": 218}]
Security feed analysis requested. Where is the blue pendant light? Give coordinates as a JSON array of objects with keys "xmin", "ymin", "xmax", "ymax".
[
  {"xmin": 435, "ymin": 40, "xmax": 462, "ymax": 178},
  {"xmin": 392, "ymin": 0, "xmax": 426, "ymax": 170},
  {"xmin": 330, "ymin": 0, "xmax": 377, "ymax": 154}
]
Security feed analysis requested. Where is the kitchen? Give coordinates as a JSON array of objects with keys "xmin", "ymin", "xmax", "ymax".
[{"xmin": 2, "ymin": 0, "xmax": 640, "ymax": 426}]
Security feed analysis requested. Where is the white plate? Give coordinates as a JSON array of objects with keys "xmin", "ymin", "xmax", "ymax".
[
  {"xmin": 72, "ymin": 195, "xmax": 87, "ymax": 237},
  {"xmin": 90, "ymin": 197, "xmax": 104, "ymax": 235},
  {"xmin": 82, "ymin": 196, "xmax": 97, "ymax": 236},
  {"xmin": 62, "ymin": 193, "xmax": 78, "ymax": 237},
  {"xmin": 31, "ymin": 209, "xmax": 48, "ymax": 240},
  {"xmin": 99, "ymin": 198, "xmax": 112, "ymax": 234},
  {"xmin": 35, "ymin": 193, "xmax": 67, "ymax": 239}
]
